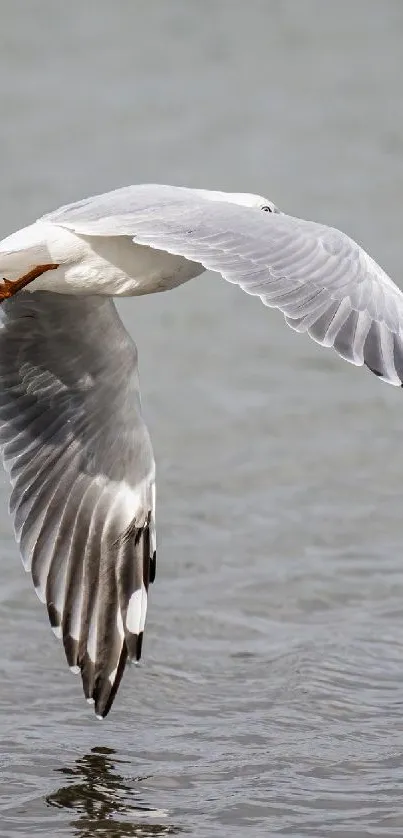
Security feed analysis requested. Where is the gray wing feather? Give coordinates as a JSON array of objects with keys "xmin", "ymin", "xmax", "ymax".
[
  {"xmin": 0, "ymin": 292, "xmax": 155, "ymax": 717},
  {"xmin": 44, "ymin": 185, "xmax": 403, "ymax": 387},
  {"xmin": 42, "ymin": 184, "xmax": 205, "ymax": 228}
]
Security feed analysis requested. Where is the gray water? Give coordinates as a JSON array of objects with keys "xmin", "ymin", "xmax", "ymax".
[{"xmin": 0, "ymin": 1, "xmax": 403, "ymax": 835}]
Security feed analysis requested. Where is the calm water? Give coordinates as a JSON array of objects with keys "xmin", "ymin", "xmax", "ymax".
[{"xmin": 1, "ymin": 2, "xmax": 403, "ymax": 836}]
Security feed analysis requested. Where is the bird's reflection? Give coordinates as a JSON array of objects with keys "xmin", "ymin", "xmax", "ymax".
[{"xmin": 46, "ymin": 746, "xmax": 180, "ymax": 837}]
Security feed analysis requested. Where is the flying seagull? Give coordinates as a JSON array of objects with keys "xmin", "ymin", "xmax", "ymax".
[{"xmin": 0, "ymin": 183, "xmax": 401, "ymax": 719}]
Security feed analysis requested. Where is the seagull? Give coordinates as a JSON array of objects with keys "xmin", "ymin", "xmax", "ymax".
[{"xmin": 0, "ymin": 183, "xmax": 401, "ymax": 718}]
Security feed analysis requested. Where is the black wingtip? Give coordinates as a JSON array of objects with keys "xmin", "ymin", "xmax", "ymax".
[
  {"xmin": 136, "ymin": 631, "xmax": 143, "ymax": 661},
  {"xmin": 93, "ymin": 646, "xmax": 128, "ymax": 719},
  {"xmin": 364, "ymin": 361, "xmax": 383, "ymax": 379},
  {"xmin": 125, "ymin": 630, "xmax": 139, "ymax": 661},
  {"xmin": 150, "ymin": 550, "xmax": 157, "ymax": 584},
  {"xmin": 47, "ymin": 601, "xmax": 61, "ymax": 633}
]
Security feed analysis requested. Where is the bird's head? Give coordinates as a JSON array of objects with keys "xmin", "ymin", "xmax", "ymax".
[{"xmin": 193, "ymin": 188, "xmax": 281, "ymax": 215}]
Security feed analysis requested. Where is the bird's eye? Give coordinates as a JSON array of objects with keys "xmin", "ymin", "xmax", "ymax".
[{"xmin": 261, "ymin": 205, "xmax": 273, "ymax": 212}]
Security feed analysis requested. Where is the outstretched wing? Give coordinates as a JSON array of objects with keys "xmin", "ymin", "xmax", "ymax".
[
  {"xmin": 44, "ymin": 183, "xmax": 403, "ymax": 386},
  {"xmin": 0, "ymin": 291, "xmax": 156, "ymax": 718}
]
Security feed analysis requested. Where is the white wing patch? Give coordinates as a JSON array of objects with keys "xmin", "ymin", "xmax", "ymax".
[
  {"xmin": 126, "ymin": 589, "xmax": 143, "ymax": 634},
  {"xmin": 126, "ymin": 584, "xmax": 148, "ymax": 635}
]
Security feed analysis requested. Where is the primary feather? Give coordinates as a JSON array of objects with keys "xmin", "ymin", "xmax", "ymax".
[{"xmin": 0, "ymin": 292, "xmax": 155, "ymax": 717}]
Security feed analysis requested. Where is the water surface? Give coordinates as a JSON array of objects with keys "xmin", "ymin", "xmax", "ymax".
[{"xmin": 1, "ymin": 2, "xmax": 403, "ymax": 835}]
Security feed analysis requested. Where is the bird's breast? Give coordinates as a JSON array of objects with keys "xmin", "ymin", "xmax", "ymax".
[{"xmin": 19, "ymin": 226, "xmax": 204, "ymax": 297}]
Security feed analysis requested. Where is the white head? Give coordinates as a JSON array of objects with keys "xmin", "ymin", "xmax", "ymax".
[{"xmin": 194, "ymin": 188, "xmax": 281, "ymax": 214}]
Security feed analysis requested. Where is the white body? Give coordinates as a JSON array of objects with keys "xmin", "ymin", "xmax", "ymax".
[{"xmin": 0, "ymin": 220, "xmax": 203, "ymax": 296}]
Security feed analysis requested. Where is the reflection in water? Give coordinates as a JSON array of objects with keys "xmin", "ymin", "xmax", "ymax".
[{"xmin": 46, "ymin": 747, "xmax": 180, "ymax": 837}]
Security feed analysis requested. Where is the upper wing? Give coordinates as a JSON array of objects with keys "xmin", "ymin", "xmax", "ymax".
[
  {"xmin": 0, "ymin": 291, "xmax": 156, "ymax": 718},
  {"xmin": 44, "ymin": 185, "xmax": 403, "ymax": 386}
]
